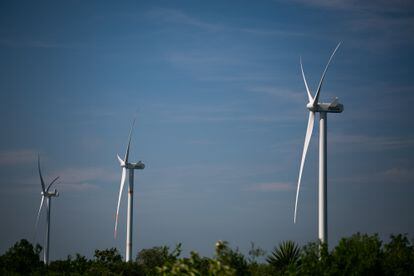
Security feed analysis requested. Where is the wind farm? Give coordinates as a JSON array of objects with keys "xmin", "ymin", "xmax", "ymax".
[{"xmin": 0, "ymin": 1, "xmax": 413, "ymax": 275}]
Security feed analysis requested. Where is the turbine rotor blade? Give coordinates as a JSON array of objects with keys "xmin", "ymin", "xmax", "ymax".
[
  {"xmin": 34, "ymin": 196, "xmax": 45, "ymax": 238},
  {"xmin": 124, "ymin": 119, "xmax": 136, "ymax": 163},
  {"xmin": 46, "ymin": 176, "xmax": 60, "ymax": 192},
  {"xmin": 300, "ymin": 56, "xmax": 313, "ymax": 103},
  {"xmin": 38, "ymin": 155, "xmax": 46, "ymax": 193},
  {"xmin": 117, "ymin": 154, "xmax": 125, "ymax": 166},
  {"xmin": 114, "ymin": 167, "xmax": 127, "ymax": 238},
  {"xmin": 294, "ymin": 111, "xmax": 315, "ymax": 223},
  {"xmin": 313, "ymin": 42, "xmax": 342, "ymax": 106}
]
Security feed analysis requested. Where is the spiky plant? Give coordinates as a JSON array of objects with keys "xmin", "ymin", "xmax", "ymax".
[{"xmin": 267, "ymin": 240, "xmax": 301, "ymax": 273}]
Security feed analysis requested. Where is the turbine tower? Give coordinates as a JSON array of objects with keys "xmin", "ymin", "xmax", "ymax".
[
  {"xmin": 114, "ymin": 119, "xmax": 145, "ymax": 262},
  {"xmin": 293, "ymin": 43, "xmax": 343, "ymax": 245},
  {"xmin": 35, "ymin": 155, "xmax": 59, "ymax": 265}
]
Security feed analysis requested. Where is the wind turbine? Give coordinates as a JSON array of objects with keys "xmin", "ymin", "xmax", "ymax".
[
  {"xmin": 34, "ymin": 155, "xmax": 59, "ymax": 265},
  {"xmin": 114, "ymin": 119, "xmax": 145, "ymax": 262},
  {"xmin": 293, "ymin": 42, "xmax": 343, "ymax": 245}
]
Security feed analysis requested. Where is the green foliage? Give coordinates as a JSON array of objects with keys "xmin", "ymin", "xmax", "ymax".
[
  {"xmin": 382, "ymin": 234, "xmax": 414, "ymax": 276},
  {"xmin": 298, "ymin": 241, "xmax": 330, "ymax": 276},
  {"xmin": 93, "ymin": 247, "xmax": 123, "ymax": 265},
  {"xmin": 2, "ymin": 234, "xmax": 414, "ymax": 275},
  {"xmin": 248, "ymin": 242, "xmax": 266, "ymax": 264},
  {"xmin": 48, "ymin": 253, "xmax": 92, "ymax": 275},
  {"xmin": 248, "ymin": 242, "xmax": 270, "ymax": 276},
  {"xmin": 157, "ymin": 251, "xmax": 235, "ymax": 275},
  {"xmin": 215, "ymin": 240, "xmax": 249, "ymax": 276},
  {"xmin": 88, "ymin": 247, "xmax": 124, "ymax": 275},
  {"xmin": 329, "ymin": 233, "xmax": 383, "ymax": 276},
  {"xmin": 137, "ymin": 243, "xmax": 182, "ymax": 274},
  {"xmin": 267, "ymin": 240, "xmax": 301, "ymax": 275},
  {"xmin": 0, "ymin": 239, "xmax": 44, "ymax": 275}
]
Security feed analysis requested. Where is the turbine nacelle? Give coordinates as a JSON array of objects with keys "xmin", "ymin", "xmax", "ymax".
[
  {"xmin": 128, "ymin": 161, "xmax": 145, "ymax": 170},
  {"xmin": 306, "ymin": 99, "xmax": 344, "ymax": 113},
  {"xmin": 41, "ymin": 190, "xmax": 59, "ymax": 197},
  {"xmin": 117, "ymin": 154, "xmax": 145, "ymax": 170}
]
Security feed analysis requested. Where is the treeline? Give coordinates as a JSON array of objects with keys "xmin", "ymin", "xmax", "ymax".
[{"xmin": 1, "ymin": 233, "xmax": 413, "ymax": 275}]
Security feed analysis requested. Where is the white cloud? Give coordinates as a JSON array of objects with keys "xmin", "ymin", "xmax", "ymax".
[
  {"xmin": 52, "ymin": 167, "xmax": 119, "ymax": 191},
  {"xmin": 287, "ymin": 0, "xmax": 414, "ymax": 12},
  {"xmin": 334, "ymin": 166, "xmax": 414, "ymax": 186},
  {"xmin": 243, "ymin": 182, "xmax": 294, "ymax": 192},
  {"xmin": 0, "ymin": 149, "xmax": 37, "ymax": 166},
  {"xmin": 0, "ymin": 38, "xmax": 84, "ymax": 49},
  {"xmin": 248, "ymin": 86, "xmax": 304, "ymax": 103},
  {"xmin": 329, "ymin": 134, "xmax": 414, "ymax": 152},
  {"xmin": 146, "ymin": 8, "xmax": 222, "ymax": 31},
  {"xmin": 1, "ymin": 166, "xmax": 120, "ymax": 193}
]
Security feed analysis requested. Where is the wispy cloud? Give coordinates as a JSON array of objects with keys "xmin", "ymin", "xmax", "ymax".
[
  {"xmin": 279, "ymin": 0, "xmax": 414, "ymax": 50},
  {"xmin": 53, "ymin": 167, "xmax": 119, "ymax": 191},
  {"xmin": 287, "ymin": 0, "xmax": 414, "ymax": 12},
  {"xmin": 238, "ymin": 27, "xmax": 307, "ymax": 37},
  {"xmin": 334, "ymin": 166, "xmax": 414, "ymax": 186},
  {"xmin": 167, "ymin": 51, "xmax": 243, "ymax": 66},
  {"xmin": 329, "ymin": 134, "xmax": 414, "ymax": 152},
  {"xmin": 248, "ymin": 86, "xmax": 304, "ymax": 103},
  {"xmin": 0, "ymin": 149, "xmax": 37, "ymax": 166},
  {"xmin": 147, "ymin": 8, "xmax": 222, "ymax": 31},
  {"xmin": 0, "ymin": 38, "xmax": 83, "ymax": 49},
  {"xmin": 147, "ymin": 7, "xmax": 313, "ymax": 38},
  {"xmin": 1, "ymin": 166, "xmax": 119, "ymax": 193},
  {"xmin": 243, "ymin": 182, "xmax": 294, "ymax": 192}
]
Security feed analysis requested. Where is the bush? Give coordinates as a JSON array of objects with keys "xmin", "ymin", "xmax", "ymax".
[
  {"xmin": 0, "ymin": 239, "xmax": 44, "ymax": 275},
  {"xmin": 1, "ymin": 233, "xmax": 414, "ymax": 275},
  {"xmin": 329, "ymin": 233, "xmax": 383, "ymax": 275},
  {"xmin": 267, "ymin": 240, "xmax": 301, "ymax": 275}
]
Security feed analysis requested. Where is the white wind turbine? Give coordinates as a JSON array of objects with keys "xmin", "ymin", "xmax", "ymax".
[
  {"xmin": 293, "ymin": 42, "xmax": 343, "ymax": 245},
  {"xmin": 34, "ymin": 155, "xmax": 59, "ymax": 265},
  {"xmin": 114, "ymin": 119, "xmax": 145, "ymax": 262}
]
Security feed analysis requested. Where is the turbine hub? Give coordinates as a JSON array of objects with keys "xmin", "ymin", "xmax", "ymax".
[{"xmin": 306, "ymin": 102, "xmax": 316, "ymax": 111}]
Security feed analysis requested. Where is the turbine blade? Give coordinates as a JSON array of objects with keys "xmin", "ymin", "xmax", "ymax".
[
  {"xmin": 38, "ymin": 155, "xmax": 46, "ymax": 193},
  {"xmin": 294, "ymin": 111, "xmax": 315, "ymax": 223},
  {"xmin": 313, "ymin": 42, "xmax": 341, "ymax": 106},
  {"xmin": 117, "ymin": 154, "xmax": 125, "ymax": 166},
  {"xmin": 46, "ymin": 176, "xmax": 60, "ymax": 192},
  {"xmin": 34, "ymin": 196, "xmax": 45, "ymax": 238},
  {"xmin": 114, "ymin": 167, "xmax": 127, "ymax": 238},
  {"xmin": 300, "ymin": 56, "xmax": 313, "ymax": 103},
  {"xmin": 124, "ymin": 119, "xmax": 136, "ymax": 163}
]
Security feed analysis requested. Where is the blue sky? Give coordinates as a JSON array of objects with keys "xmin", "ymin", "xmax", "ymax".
[{"xmin": 0, "ymin": 0, "xmax": 413, "ymax": 260}]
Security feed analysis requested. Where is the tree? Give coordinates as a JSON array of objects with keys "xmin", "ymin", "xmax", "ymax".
[
  {"xmin": 88, "ymin": 247, "xmax": 123, "ymax": 275},
  {"xmin": 136, "ymin": 243, "xmax": 182, "ymax": 274},
  {"xmin": 267, "ymin": 240, "xmax": 301, "ymax": 275},
  {"xmin": 157, "ymin": 251, "xmax": 235, "ymax": 276},
  {"xmin": 215, "ymin": 240, "xmax": 249, "ymax": 276},
  {"xmin": 0, "ymin": 239, "xmax": 44, "ymax": 275},
  {"xmin": 70, "ymin": 253, "xmax": 91, "ymax": 274},
  {"xmin": 383, "ymin": 234, "xmax": 414, "ymax": 276},
  {"xmin": 329, "ymin": 233, "xmax": 383, "ymax": 276},
  {"xmin": 298, "ymin": 241, "xmax": 330, "ymax": 276},
  {"xmin": 248, "ymin": 242, "xmax": 271, "ymax": 276}
]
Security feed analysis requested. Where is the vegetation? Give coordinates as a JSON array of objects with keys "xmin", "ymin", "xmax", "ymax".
[{"xmin": 1, "ymin": 233, "xmax": 413, "ymax": 275}]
